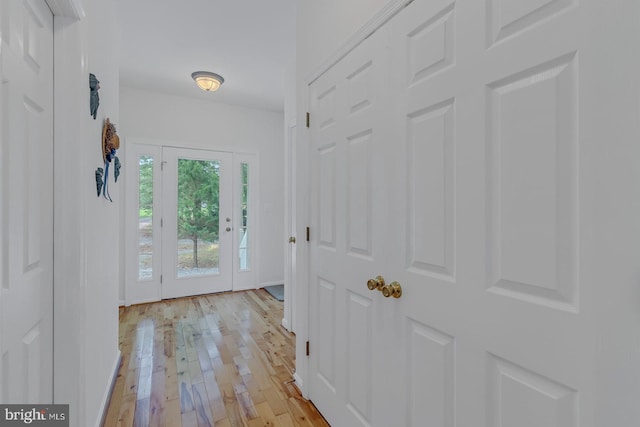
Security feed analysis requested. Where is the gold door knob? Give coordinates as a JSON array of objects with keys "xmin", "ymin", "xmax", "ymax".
[
  {"xmin": 366, "ymin": 276, "xmax": 385, "ymax": 291},
  {"xmin": 381, "ymin": 281, "xmax": 402, "ymax": 298}
]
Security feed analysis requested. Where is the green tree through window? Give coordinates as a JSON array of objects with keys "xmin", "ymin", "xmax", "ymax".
[{"xmin": 177, "ymin": 159, "xmax": 220, "ymax": 269}]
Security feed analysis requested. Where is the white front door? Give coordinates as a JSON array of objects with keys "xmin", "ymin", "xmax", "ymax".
[
  {"xmin": 308, "ymin": 0, "xmax": 639, "ymax": 425},
  {"xmin": 161, "ymin": 147, "xmax": 234, "ymax": 299},
  {"xmin": 0, "ymin": 0, "xmax": 54, "ymax": 403}
]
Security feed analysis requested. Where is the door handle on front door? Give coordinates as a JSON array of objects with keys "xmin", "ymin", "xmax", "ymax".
[{"xmin": 226, "ymin": 227, "xmax": 231, "ymax": 232}]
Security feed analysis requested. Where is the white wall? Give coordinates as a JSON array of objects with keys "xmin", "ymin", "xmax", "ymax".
[
  {"xmin": 53, "ymin": 0, "xmax": 120, "ymax": 426},
  {"xmin": 118, "ymin": 86, "xmax": 285, "ymax": 301}
]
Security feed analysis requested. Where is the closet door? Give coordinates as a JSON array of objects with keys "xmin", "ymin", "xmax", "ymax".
[
  {"xmin": 0, "ymin": 0, "xmax": 54, "ymax": 403},
  {"xmin": 308, "ymin": 0, "xmax": 634, "ymax": 425},
  {"xmin": 308, "ymin": 24, "xmax": 395, "ymax": 427}
]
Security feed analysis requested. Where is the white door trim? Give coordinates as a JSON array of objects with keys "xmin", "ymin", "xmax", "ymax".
[
  {"xmin": 283, "ymin": 121, "xmax": 297, "ymax": 332},
  {"xmin": 305, "ymin": 0, "xmax": 413, "ymax": 86},
  {"xmin": 46, "ymin": 0, "xmax": 84, "ymax": 20}
]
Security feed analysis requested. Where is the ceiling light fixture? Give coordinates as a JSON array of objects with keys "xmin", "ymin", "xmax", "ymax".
[{"xmin": 191, "ymin": 71, "xmax": 224, "ymax": 92}]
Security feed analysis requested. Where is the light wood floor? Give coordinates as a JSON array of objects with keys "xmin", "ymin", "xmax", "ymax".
[{"xmin": 104, "ymin": 290, "xmax": 330, "ymax": 427}]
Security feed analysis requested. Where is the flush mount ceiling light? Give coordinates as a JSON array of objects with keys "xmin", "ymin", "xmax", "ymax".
[{"xmin": 191, "ymin": 71, "xmax": 224, "ymax": 92}]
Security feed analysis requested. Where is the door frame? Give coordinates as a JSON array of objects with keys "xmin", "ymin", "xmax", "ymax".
[
  {"xmin": 283, "ymin": 121, "xmax": 297, "ymax": 332},
  {"xmin": 124, "ymin": 139, "xmax": 260, "ymax": 305}
]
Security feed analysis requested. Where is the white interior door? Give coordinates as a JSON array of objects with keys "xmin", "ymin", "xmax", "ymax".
[
  {"xmin": 308, "ymin": 25, "xmax": 394, "ymax": 427},
  {"xmin": 0, "ymin": 0, "xmax": 54, "ymax": 403},
  {"xmin": 308, "ymin": 0, "xmax": 640, "ymax": 425},
  {"xmin": 161, "ymin": 147, "xmax": 233, "ymax": 299}
]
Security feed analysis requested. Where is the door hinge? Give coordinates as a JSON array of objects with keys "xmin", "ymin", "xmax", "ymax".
[
  {"xmin": 161, "ymin": 160, "xmax": 167, "ymax": 171},
  {"xmin": 306, "ymin": 112, "xmax": 310, "ymax": 128},
  {"xmin": 306, "ymin": 226, "xmax": 310, "ymax": 242},
  {"xmin": 306, "ymin": 341, "xmax": 310, "ymax": 356},
  {"xmin": 160, "ymin": 274, "xmax": 163, "ymax": 284},
  {"xmin": 161, "ymin": 218, "xmax": 163, "ymax": 227}
]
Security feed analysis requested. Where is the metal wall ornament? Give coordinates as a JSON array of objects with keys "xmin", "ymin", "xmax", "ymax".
[
  {"xmin": 96, "ymin": 118, "xmax": 121, "ymax": 202},
  {"xmin": 89, "ymin": 73, "xmax": 100, "ymax": 119},
  {"xmin": 95, "ymin": 167, "xmax": 104, "ymax": 196}
]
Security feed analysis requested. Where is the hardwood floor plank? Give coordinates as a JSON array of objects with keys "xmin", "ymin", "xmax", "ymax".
[
  {"xmin": 116, "ymin": 393, "xmax": 137, "ymax": 427},
  {"xmin": 262, "ymin": 386, "xmax": 288, "ymax": 416},
  {"xmin": 192, "ymin": 382, "xmax": 214, "ymax": 427},
  {"xmin": 104, "ymin": 369, "xmax": 126, "ymax": 426},
  {"xmin": 133, "ymin": 397, "xmax": 150, "ymax": 427},
  {"xmin": 275, "ymin": 412, "xmax": 296, "ymax": 427},
  {"xmin": 164, "ymin": 398, "xmax": 182, "ymax": 427},
  {"xmin": 220, "ymin": 382, "xmax": 243, "ymax": 427},
  {"xmin": 202, "ymin": 370, "xmax": 226, "ymax": 422},
  {"xmin": 107, "ymin": 290, "xmax": 329, "ymax": 427},
  {"xmin": 124, "ymin": 368, "xmax": 140, "ymax": 397},
  {"xmin": 255, "ymin": 401, "xmax": 277, "ymax": 426},
  {"xmin": 213, "ymin": 419, "xmax": 231, "ymax": 427},
  {"xmin": 181, "ymin": 410, "xmax": 198, "ymax": 427},
  {"xmin": 148, "ymin": 371, "xmax": 167, "ymax": 427}
]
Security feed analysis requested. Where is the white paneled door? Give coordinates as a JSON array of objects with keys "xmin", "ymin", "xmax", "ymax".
[
  {"xmin": 0, "ymin": 0, "xmax": 54, "ymax": 403},
  {"xmin": 309, "ymin": 24, "xmax": 396, "ymax": 427},
  {"xmin": 308, "ymin": 0, "xmax": 639, "ymax": 426}
]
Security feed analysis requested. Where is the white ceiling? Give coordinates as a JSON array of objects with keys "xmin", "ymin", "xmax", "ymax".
[{"xmin": 116, "ymin": 0, "xmax": 296, "ymax": 112}]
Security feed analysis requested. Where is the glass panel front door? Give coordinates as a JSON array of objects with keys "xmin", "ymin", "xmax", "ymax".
[
  {"xmin": 162, "ymin": 148, "xmax": 233, "ymax": 298},
  {"xmin": 176, "ymin": 158, "xmax": 221, "ymax": 277}
]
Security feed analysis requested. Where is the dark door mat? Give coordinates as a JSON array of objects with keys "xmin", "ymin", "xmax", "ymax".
[{"xmin": 263, "ymin": 284, "xmax": 284, "ymax": 301}]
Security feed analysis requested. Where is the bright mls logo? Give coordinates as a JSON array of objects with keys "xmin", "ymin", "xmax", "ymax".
[{"xmin": 0, "ymin": 405, "xmax": 68, "ymax": 426}]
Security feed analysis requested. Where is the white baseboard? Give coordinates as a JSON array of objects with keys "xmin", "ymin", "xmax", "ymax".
[
  {"xmin": 126, "ymin": 297, "xmax": 161, "ymax": 307},
  {"xmin": 232, "ymin": 284, "xmax": 260, "ymax": 292},
  {"xmin": 96, "ymin": 350, "xmax": 121, "ymax": 427},
  {"xmin": 294, "ymin": 372, "xmax": 306, "ymax": 398},
  {"xmin": 281, "ymin": 317, "xmax": 290, "ymax": 331},
  {"xmin": 260, "ymin": 281, "xmax": 284, "ymax": 288}
]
